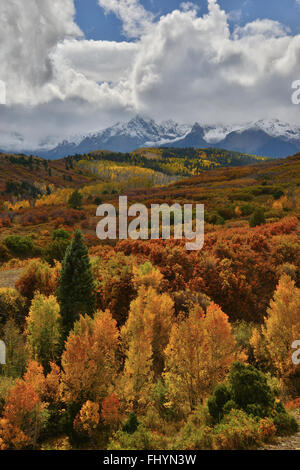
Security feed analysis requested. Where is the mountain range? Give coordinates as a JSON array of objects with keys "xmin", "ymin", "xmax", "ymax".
[{"xmin": 4, "ymin": 116, "xmax": 300, "ymax": 159}]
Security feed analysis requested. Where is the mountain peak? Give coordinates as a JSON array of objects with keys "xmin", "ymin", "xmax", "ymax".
[
  {"xmin": 128, "ymin": 114, "xmax": 154, "ymax": 126},
  {"xmin": 5, "ymin": 117, "xmax": 300, "ymax": 159}
]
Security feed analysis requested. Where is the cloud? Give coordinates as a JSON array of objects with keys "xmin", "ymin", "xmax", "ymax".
[
  {"xmin": 98, "ymin": 0, "xmax": 154, "ymax": 38},
  {"xmin": 54, "ymin": 39, "xmax": 138, "ymax": 83},
  {"xmin": 128, "ymin": 0, "xmax": 300, "ymax": 124},
  {"xmin": 0, "ymin": 0, "xmax": 82, "ymax": 105},
  {"xmin": 1, "ymin": 0, "xmax": 300, "ymax": 148},
  {"xmin": 180, "ymin": 2, "xmax": 200, "ymax": 13},
  {"xmin": 234, "ymin": 19, "xmax": 290, "ymax": 39}
]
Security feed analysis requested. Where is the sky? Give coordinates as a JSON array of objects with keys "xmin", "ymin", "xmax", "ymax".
[
  {"xmin": 74, "ymin": 0, "xmax": 300, "ymax": 40},
  {"xmin": 1, "ymin": 0, "xmax": 300, "ymax": 149}
]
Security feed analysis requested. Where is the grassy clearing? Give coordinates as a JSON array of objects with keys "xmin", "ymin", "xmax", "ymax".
[{"xmin": 0, "ymin": 268, "xmax": 23, "ymax": 288}]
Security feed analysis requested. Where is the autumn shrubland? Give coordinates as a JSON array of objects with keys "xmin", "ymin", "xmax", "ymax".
[{"xmin": 0, "ymin": 150, "xmax": 300, "ymax": 450}]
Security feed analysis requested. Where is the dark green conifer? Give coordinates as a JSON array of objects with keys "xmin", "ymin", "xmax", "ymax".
[
  {"xmin": 249, "ymin": 207, "xmax": 266, "ymax": 227},
  {"xmin": 68, "ymin": 190, "xmax": 83, "ymax": 210},
  {"xmin": 57, "ymin": 230, "xmax": 96, "ymax": 339}
]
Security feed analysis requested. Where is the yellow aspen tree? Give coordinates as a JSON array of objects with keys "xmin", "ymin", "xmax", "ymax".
[
  {"xmin": 25, "ymin": 293, "xmax": 61, "ymax": 373},
  {"xmin": 163, "ymin": 306, "xmax": 206, "ymax": 412},
  {"xmin": 73, "ymin": 400, "xmax": 100, "ymax": 436},
  {"xmin": 249, "ymin": 326, "xmax": 271, "ymax": 369},
  {"xmin": 253, "ymin": 274, "xmax": 300, "ymax": 379},
  {"xmin": 120, "ymin": 290, "xmax": 154, "ymax": 412},
  {"xmin": 120, "ymin": 263, "xmax": 174, "ymax": 411},
  {"xmin": 164, "ymin": 303, "xmax": 239, "ymax": 412},
  {"xmin": 147, "ymin": 288, "xmax": 175, "ymax": 377},
  {"xmin": 202, "ymin": 302, "xmax": 241, "ymax": 392},
  {"xmin": 132, "ymin": 262, "xmax": 164, "ymax": 292}
]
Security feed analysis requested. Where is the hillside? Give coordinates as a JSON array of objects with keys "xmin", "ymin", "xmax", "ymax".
[
  {"xmin": 0, "ymin": 151, "xmax": 298, "ymax": 249},
  {"xmin": 0, "ymin": 147, "xmax": 267, "ymax": 205},
  {"xmin": 0, "ymin": 153, "xmax": 97, "ymax": 196},
  {"xmin": 123, "ymin": 153, "xmax": 300, "ymax": 218},
  {"xmin": 0, "ymin": 151, "xmax": 300, "ymax": 452},
  {"xmin": 69, "ymin": 146, "xmax": 268, "ymax": 177}
]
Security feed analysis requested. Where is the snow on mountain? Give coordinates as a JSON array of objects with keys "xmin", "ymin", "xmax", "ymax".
[
  {"xmin": 36, "ymin": 116, "xmax": 194, "ymax": 158},
  {"xmin": 202, "ymin": 124, "xmax": 242, "ymax": 144},
  {"xmin": 91, "ymin": 116, "xmax": 192, "ymax": 143},
  {"xmin": 251, "ymin": 119, "xmax": 300, "ymax": 141},
  {"xmin": 225, "ymin": 119, "xmax": 300, "ymax": 141},
  {"xmin": 2, "ymin": 116, "xmax": 300, "ymax": 159},
  {"xmin": 201, "ymin": 119, "xmax": 300, "ymax": 144}
]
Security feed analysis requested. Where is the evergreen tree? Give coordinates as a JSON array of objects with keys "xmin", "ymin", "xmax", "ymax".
[
  {"xmin": 68, "ymin": 190, "xmax": 82, "ymax": 209},
  {"xmin": 249, "ymin": 207, "xmax": 266, "ymax": 227},
  {"xmin": 57, "ymin": 230, "xmax": 96, "ymax": 339}
]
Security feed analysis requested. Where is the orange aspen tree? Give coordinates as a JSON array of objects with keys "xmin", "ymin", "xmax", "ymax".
[{"xmin": 61, "ymin": 310, "xmax": 119, "ymax": 405}]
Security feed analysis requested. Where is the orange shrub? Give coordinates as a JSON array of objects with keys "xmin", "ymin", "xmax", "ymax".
[
  {"xmin": 16, "ymin": 259, "xmax": 60, "ymax": 301},
  {"xmin": 101, "ymin": 393, "xmax": 120, "ymax": 426}
]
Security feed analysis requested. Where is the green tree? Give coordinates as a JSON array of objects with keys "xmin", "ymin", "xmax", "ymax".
[
  {"xmin": 43, "ymin": 238, "xmax": 70, "ymax": 265},
  {"xmin": 249, "ymin": 208, "xmax": 266, "ymax": 227},
  {"xmin": 208, "ymin": 362, "xmax": 275, "ymax": 422},
  {"xmin": 2, "ymin": 235, "xmax": 34, "ymax": 258},
  {"xmin": 52, "ymin": 228, "xmax": 71, "ymax": 241},
  {"xmin": 68, "ymin": 190, "xmax": 83, "ymax": 210},
  {"xmin": 57, "ymin": 230, "xmax": 96, "ymax": 339},
  {"xmin": 273, "ymin": 189, "xmax": 284, "ymax": 200}
]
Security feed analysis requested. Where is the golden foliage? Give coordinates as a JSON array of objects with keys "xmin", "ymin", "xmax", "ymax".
[
  {"xmin": 0, "ymin": 361, "xmax": 48, "ymax": 449},
  {"xmin": 25, "ymin": 293, "xmax": 61, "ymax": 371},
  {"xmin": 74, "ymin": 400, "xmax": 100, "ymax": 436},
  {"xmin": 61, "ymin": 310, "xmax": 119, "ymax": 404},
  {"xmin": 164, "ymin": 303, "xmax": 241, "ymax": 412},
  {"xmin": 251, "ymin": 274, "xmax": 300, "ymax": 379},
  {"xmin": 120, "ymin": 266, "xmax": 174, "ymax": 412}
]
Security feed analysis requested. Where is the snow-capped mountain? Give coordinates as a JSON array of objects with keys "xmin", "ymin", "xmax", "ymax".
[
  {"xmin": 169, "ymin": 119, "xmax": 300, "ymax": 158},
  {"xmin": 217, "ymin": 119, "xmax": 300, "ymax": 158},
  {"xmin": 242, "ymin": 119, "xmax": 300, "ymax": 141},
  {"xmin": 38, "ymin": 116, "xmax": 192, "ymax": 159},
  {"xmin": 3, "ymin": 117, "xmax": 300, "ymax": 159}
]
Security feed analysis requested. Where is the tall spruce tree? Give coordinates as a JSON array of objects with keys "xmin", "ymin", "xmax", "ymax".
[
  {"xmin": 68, "ymin": 190, "xmax": 83, "ymax": 210},
  {"xmin": 57, "ymin": 230, "xmax": 96, "ymax": 339}
]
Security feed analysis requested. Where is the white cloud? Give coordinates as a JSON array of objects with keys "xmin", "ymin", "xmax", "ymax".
[
  {"xmin": 128, "ymin": 0, "xmax": 300, "ymax": 124},
  {"xmin": 98, "ymin": 0, "xmax": 154, "ymax": 38},
  {"xmin": 180, "ymin": 2, "xmax": 200, "ymax": 13},
  {"xmin": 54, "ymin": 39, "xmax": 138, "ymax": 83},
  {"xmin": 0, "ymin": 0, "xmax": 82, "ymax": 105},
  {"xmin": 234, "ymin": 19, "xmax": 290, "ymax": 39},
  {"xmin": 1, "ymin": 0, "xmax": 300, "ymax": 148}
]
